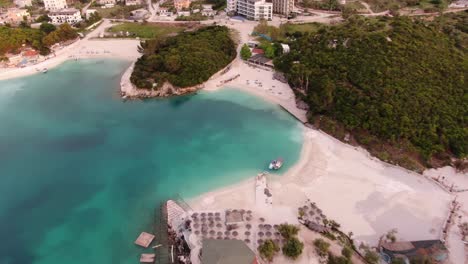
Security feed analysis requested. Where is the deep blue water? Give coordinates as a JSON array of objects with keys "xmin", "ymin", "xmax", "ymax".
[{"xmin": 0, "ymin": 59, "xmax": 302, "ymax": 264}]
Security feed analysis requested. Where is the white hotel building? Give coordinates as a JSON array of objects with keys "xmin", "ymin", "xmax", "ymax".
[
  {"xmin": 43, "ymin": 0, "xmax": 68, "ymax": 11},
  {"xmin": 49, "ymin": 8, "xmax": 82, "ymax": 24},
  {"xmin": 229, "ymin": 0, "xmax": 272, "ymax": 20}
]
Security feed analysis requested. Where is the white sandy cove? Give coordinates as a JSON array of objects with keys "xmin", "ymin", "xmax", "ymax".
[{"xmin": 0, "ymin": 20, "xmax": 140, "ymax": 81}]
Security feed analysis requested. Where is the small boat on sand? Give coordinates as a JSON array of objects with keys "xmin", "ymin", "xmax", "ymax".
[{"xmin": 268, "ymin": 158, "xmax": 283, "ymax": 170}]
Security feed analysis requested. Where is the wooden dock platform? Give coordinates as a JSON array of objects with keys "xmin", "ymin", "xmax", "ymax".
[
  {"xmin": 140, "ymin": 253, "xmax": 156, "ymax": 263},
  {"xmin": 135, "ymin": 232, "xmax": 155, "ymax": 248}
]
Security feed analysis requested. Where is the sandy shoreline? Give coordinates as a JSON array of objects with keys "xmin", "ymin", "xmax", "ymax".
[{"xmin": 0, "ymin": 20, "xmax": 140, "ymax": 81}]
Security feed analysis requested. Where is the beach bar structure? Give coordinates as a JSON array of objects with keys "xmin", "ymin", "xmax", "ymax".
[
  {"xmin": 247, "ymin": 54, "xmax": 274, "ymax": 69},
  {"xmin": 135, "ymin": 232, "xmax": 155, "ymax": 248}
]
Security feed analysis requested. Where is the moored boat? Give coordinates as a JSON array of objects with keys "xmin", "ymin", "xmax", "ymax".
[
  {"xmin": 268, "ymin": 158, "xmax": 283, "ymax": 170},
  {"xmin": 42, "ymin": 68, "xmax": 48, "ymax": 73}
]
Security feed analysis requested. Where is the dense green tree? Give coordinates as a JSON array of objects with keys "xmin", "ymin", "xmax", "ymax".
[
  {"xmin": 275, "ymin": 15, "xmax": 468, "ymax": 167},
  {"xmin": 40, "ymin": 22, "xmax": 56, "ymax": 34},
  {"xmin": 240, "ymin": 44, "xmax": 252, "ymax": 60},
  {"xmin": 131, "ymin": 26, "xmax": 236, "ymax": 89},
  {"xmin": 258, "ymin": 239, "xmax": 280, "ymax": 262}
]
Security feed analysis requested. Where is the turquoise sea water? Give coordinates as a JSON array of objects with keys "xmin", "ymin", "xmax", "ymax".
[{"xmin": 0, "ymin": 59, "xmax": 302, "ymax": 264}]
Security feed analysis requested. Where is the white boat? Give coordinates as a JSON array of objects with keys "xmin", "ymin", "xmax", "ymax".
[
  {"xmin": 42, "ymin": 68, "xmax": 48, "ymax": 73},
  {"xmin": 268, "ymin": 158, "xmax": 283, "ymax": 170}
]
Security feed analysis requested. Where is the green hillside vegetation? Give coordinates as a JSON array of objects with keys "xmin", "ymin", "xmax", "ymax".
[
  {"xmin": 107, "ymin": 22, "xmax": 185, "ymax": 39},
  {"xmin": 0, "ymin": 24, "xmax": 78, "ymax": 56},
  {"xmin": 0, "ymin": 0, "xmax": 13, "ymax": 7},
  {"xmin": 274, "ymin": 15, "xmax": 467, "ymax": 170},
  {"xmin": 131, "ymin": 26, "xmax": 236, "ymax": 89}
]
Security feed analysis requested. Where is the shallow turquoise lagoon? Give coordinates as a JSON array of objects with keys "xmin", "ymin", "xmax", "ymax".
[{"xmin": 0, "ymin": 59, "xmax": 302, "ymax": 264}]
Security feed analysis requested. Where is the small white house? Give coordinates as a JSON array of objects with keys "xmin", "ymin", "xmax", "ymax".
[
  {"xmin": 49, "ymin": 8, "xmax": 82, "ymax": 24},
  {"xmin": 159, "ymin": 7, "xmax": 173, "ymax": 16},
  {"xmin": 177, "ymin": 10, "xmax": 190, "ymax": 16},
  {"xmin": 201, "ymin": 4, "xmax": 215, "ymax": 16},
  {"xmin": 14, "ymin": 0, "xmax": 32, "ymax": 8},
  {"xmin": 280, "ymin": 43, "xmax": 290, "ymax": 53},
  {"xmin": 125, "ymin": 0, "xmax": 141, "ymax": 6}
]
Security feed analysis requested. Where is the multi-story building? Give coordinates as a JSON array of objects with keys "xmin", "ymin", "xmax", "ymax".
[
  {"xmin": 43, "ymin": 0, "xmax": 68, "ymax": 11},
  {"xmin": 14, "ymin": 0, "xmax": 32, "ymax": 8},
  {"xmin": 49, "ymin": 8, "xmax": 82, "ymax": 24},
  {"xmin": 272, "ymin": 0, "xmax": 293, "ymax": 16},
  {"xmin": 174, "ymin": 0, "xmax": 190, "ymax": 10},
  {"xmin": 226, "ymin": 0, "xmax": 237, "ymax": 13},
  {"xmin": 237, "ymin": 0, "xmax": 272, "ymax": 20}
]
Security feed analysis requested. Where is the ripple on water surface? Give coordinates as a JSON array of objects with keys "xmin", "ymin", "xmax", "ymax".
[{"xmin": 0, "ymin": 59, "xmax": 302, "ymax": 264}]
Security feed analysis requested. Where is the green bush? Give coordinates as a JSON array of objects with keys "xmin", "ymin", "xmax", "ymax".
[
  {"xmin": 258, "ymin": 239, "xmax": 280, "ymax": 262},
  {"xmin": 313, "ymin": 238, "xmax": 330, "ymax": 257},
  {"xmin": 278, "ymin": 224, "xmax": 300, "ymax": 240},
  {"xmin": 282, "ymin": 237, "xmax": 304, "ymax": 259}
]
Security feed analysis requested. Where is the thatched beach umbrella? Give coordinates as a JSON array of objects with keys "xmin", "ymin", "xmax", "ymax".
[
  {"xmin": 192, "ymin": 212, "xmax": 199, "ymax": 217},
  {"xmin": 201, "ymin": 212, "xmax": 206, "ymax": 217},
  {"xmin": 202, "ymin": 230, "xmax": 208, "ymax": 235},
  {"xmin": 260, "ymin": 217, "xmax": 265, "ymax": 222},
  {"xmin": 209, "ymin": 223, "xmax": 214, "ymax": 228},
  {"xmin": 274, "ymin": 239, "xmax": 280, "ymax": 244},
  {"xmin": 247, "ymin": 210, "xmax": 252, "ymax": 214},
  {"xmin": 273, "ymin": 224, "xmax": 279, "ymax": 229},
  {"xmin": 257, "ymin": 239, "xmax": 263, "ymax": 244},
  {"xmin": 208, "ymin": 212, "xmax": 214, "ymax": 216},
  {"xmin": 194, "ymin": 230, "xmax": 200, "ymax": 235},
  {"xmin": 233, "ymin": 209, "xmax": 238, "ymax": 213},
  {"xmin": 246, "ymin": 216, "xmax": 252, "ymax": 221},
  {"xmin": 232, "ymin": 231, "xmax": 238, "ymax": 236},
  {"xmin": 210, "ymin": 230, "xmax": 215, "ymax": 235},
  {"xmin": 215, "ymin": 212, "xmax": 220, "ymax": 216},
  {"xmin": 265, "ymin": 224, "xmax": 272, "ymax": 230},
  {"xmin": 245, "ymin": 231, "xmax": 251, "ymax": 236},
  {"xmin": 266, "ymin": 231, "xmax": 272, "ymax": 237},
  {"xmin": 193, "ymin": 223, "xmax": 200, "ymax": 229},
  {"xmin": 315, "ymin": 216, "xmax": 321, "ymax": 222},
  {"xmin": 240, "ymin": 209, "xmax": 245, "ymax": 214},
  {"xmin": 275, "ymin": 232, "xmax": 280, "ymax": 237},
  {"xmin": 216, "ymin": 223, "xmax": 222, "ymax": 228},
  {"xmin": 224, "ymin": 237, "xmax": 229, "ymax": 240},
  {"xmin": 309, "ymin": 211, "xmax": 315, "ymax": 216},
  {"xmin": 217, "ymin": 231, "xmax": 223, "ymax": 236},
  {"xmin": 216, "ymin": 236, "xmax": 222, "ymax": 240},
  {"xmin": 258, "ymin": 232, "xmax": 264, "ymax": 237},
  {"xmin": 246, "ymin": 224, "xmax": 252, "ymax": 230},
  {"xmin": 258, "ymin": 224, "xmax": 264, "ymax": 229},
  {"xmin": 224, "ymin": 231, "xmax": 230, "ymax": 236},
  {"xmin": 244, "ymin": 239, "xmax": 250, "ymax": 243}
]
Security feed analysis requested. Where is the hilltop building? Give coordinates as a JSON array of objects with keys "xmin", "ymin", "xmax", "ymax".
[
  {"xmin": 272, "ymin": 0, "xmax": 293, "ymax": 16},
  {"xmin": 235, "ymin": 0, "xmax": 272, "ymax": 20},
  {"xmin": 49, "ymin": 8, "xmax": 82, "ymax": 24},
  {"xmin": 43, "ymin": 0, "xmax": 68, "ymax": 11}
]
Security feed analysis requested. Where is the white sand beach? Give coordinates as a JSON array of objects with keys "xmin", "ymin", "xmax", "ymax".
[{"xmin": 0, "ymin": 20, "xmax": 140, "ymax": 81}]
